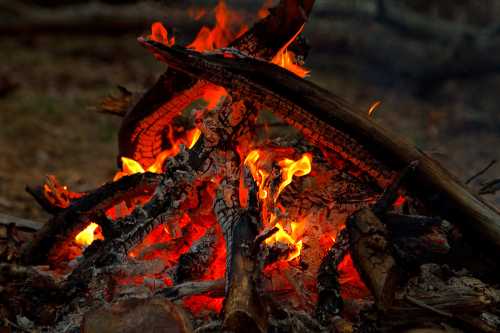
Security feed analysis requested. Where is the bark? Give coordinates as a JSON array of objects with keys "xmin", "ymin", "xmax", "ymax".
[
  {"xmin": 158, "ymin": 279, "xmax": 225, "ymax": 301},
  {"xmin": 141, "ymin": 41, "xmax": 500, "ymax": 252}
]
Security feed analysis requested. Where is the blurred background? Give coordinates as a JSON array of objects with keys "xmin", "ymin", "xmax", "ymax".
[{"xmin": 0, "ymin": 0, "xmax": 499, "ymax": 221}]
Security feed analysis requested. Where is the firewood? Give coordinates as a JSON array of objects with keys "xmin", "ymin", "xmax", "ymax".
[
  {"xmin": 0, "ymin": 213, "xmax": 42, "ymax": 232},
  {"xmin": 21, "ymin": 172, "xmax": 162, "ymax": 265},
  {"xmin": 140, "ymin": 41, "xmax": 500, "ymax": 251},
  {"xmin": 347, "ymin": 208, "xmax": 399, "ymax": 311},
  {"xmin": 383, "ymin": 213, "xmax": 442, "ymax": 237},
  {"xmin": 214, "ymin": 170, "xmax": 267, "ymax": 333},
  {"xmin": 157, "ymin": 279, "xmax": 225, "ymax": 301},
  {"xmin": 315, "ymin": 228, "xmax": 350, "ymax": 325},
  {"xmin": 174, "ymin": 227, "xmax": 218, "ymax": 284},
  {"xmin": 82, "ymin": 297, "xmax": 194, "ymax": 333}
]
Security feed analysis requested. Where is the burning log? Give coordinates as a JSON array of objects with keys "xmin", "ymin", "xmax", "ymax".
[
  {"xmin": 347, "ymin": 208, "xmax": 399, "ymax": 311},
  {"xmin": 140, "ymin": 41, "xmax": 500, "ymax": 252},
  {"xmin": 214, "ymin": 169, "xmax": 267, "ymax": 333},
  {"xmin": 21, "ymin": 172, "xmax": 162, "ymax": 265}
]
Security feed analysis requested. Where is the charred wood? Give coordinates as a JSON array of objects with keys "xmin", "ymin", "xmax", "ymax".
[
  {"xmin": 347, "ymin": 208, "xmax": 399, "ymax": 311},
  {"xmin": 315, "ymin": 228, "xmax": 350, "ymax": 326},
  {"xmin": 174, "ymin": 227, "xmax": 217, "ymax": 284},
  {"xmin": 21, "ymin": 172, "xmax": 162, "ymax": 265},
  {"xmin": 383, "ymin": 213, "xmax": 442, "ymax": 237},
  {"xmin": 157, "ymin": 279, "xmax": 225, "ymax": 301}
]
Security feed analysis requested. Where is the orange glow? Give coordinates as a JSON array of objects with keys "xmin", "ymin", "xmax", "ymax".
[
  {"xmin": 75, "ymin": 222, "xmax": 101, "ymax": 247},
  {"xmin": 257, "ymin": 0, "xmax": 274, "ymax": 19},
  {"xmin": 368, "ymin": 100, "xmax": 382, "ymax": 117},
  {"xmin": 187, "ymin": 0, "xmax": 248, "ymax": 52},
  {"xmin": 265, "ymin": 219, "xmax": 305, "ymax": 261},
  {"xmin": 149, "ymin": 22, "xmax": 175, "ymax": 46},
  {"xmin": 271, "ymin": 25, "xmax": 309, "ymax": 78}
]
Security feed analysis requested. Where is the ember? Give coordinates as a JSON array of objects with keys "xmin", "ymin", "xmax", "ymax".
[{"xmin": 4, "ymin": 1, "xmax": 500, "ymax": 332}]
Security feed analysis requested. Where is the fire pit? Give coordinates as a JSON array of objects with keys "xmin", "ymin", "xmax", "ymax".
[{"xmin": 2, "ymin": 1, "xmax": 500, "ymax": 332}]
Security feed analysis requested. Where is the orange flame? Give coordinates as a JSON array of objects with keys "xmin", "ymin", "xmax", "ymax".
[
  {"xmin": 149, "ymin": 22, "xmax": 175, "ymax": 46},
  {"xmin": 187, "ymin": 0, "xmax": 247, "ymax": 52},
  {"xmin": 271, "ymin": 25, "xmax": 309, "ymax": 78},
  {"xmin": 245, "ymin": 150, "xmax": 313, "ymax": 260},
  {"xmin": 113, "ymin": 128, "xmax": 201, "ymax": 181}
]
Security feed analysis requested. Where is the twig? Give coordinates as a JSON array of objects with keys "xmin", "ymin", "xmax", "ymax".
[
  {"xmin": 405, "ymin": 295, "xmax": 453, "ymax": 319},
  {"xmin": 466, "ymin": 160, "xmax": 497, "ymax": 184}
]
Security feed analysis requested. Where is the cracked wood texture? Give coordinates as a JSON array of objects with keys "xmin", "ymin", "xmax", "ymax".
[
  {"xmin": 118, "ymin": 0, "xmax": 316, "ymax": 169},
  {"xmin": 140, "ymin": 41, "xmax": 500, "ymax": 251}
]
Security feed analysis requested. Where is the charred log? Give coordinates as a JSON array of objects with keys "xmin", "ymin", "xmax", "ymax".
[
  {"xmin": 315, "ymin": 228, "xmax": 350, "ymax": 326},
  {"xmin": 157, "ymin": 279, "xmax": 225, "ymax": 301},
  {"xmin": 347, "ymin": 208, "xmax": 399, "ymax": 311},
  {"xmin": 21, "ymin": 172, "xmax": 162, "ymax": 265}
]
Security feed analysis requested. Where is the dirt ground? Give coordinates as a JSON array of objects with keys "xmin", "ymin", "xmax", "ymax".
[{"xmin": 0, "ymin": 1, "xmax": 499, "ymax": 222}]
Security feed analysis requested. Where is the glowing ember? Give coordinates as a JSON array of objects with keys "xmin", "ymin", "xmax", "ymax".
[{"xmin": 75, "ymin": 222, "xmax": 100, "ymax": 247}]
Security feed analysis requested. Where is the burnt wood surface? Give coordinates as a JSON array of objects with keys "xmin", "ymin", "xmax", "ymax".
[
  {"xmin": 140, "ymin": 40, "xmax": 500, "ymax": 251},
  {"xmin": 21, "ymin": 172, "xmax": 162, "ymax": 265}
]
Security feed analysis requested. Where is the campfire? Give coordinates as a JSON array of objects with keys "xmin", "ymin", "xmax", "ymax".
[{"xmin": 2, "ymin": 1, "xmax": 500, "ymax": 332}]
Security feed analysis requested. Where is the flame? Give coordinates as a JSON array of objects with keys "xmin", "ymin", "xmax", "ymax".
[
  {"xmin": 257, "ymin": 0, "xmax": 274, "ymax": 19},
  {"xmin": 265, "ymin": 219, "xmax": 305, "ymax": 261},
  {"xmin": 113, "ymin": 128, "xmax": 201, "ymax": 181},
  {"xmin": 276, "ymin": 153, "xmax": 312, "ymax": 200},
  {"xmin": 149, "ymin": 22, "xmax": 175, "ymax": 46},
  {"xmin": 187, "ymin": 0, "xmax": 247, "ymax": 52},
  {"xmin": 271, "ymin": 25, "xmax": 309, "ymax": 78},
  {"xmin": 245, "ymin": 150, "xmax": 313, "ymax": 260},
  {"xmin": 75, "ymin": 222, "xmax": 100, "ymax": 247}
]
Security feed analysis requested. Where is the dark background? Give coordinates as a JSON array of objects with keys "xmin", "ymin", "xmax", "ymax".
[{"xmin": 0, "ymin": 0, "xmax": 498, "ymax": 220}]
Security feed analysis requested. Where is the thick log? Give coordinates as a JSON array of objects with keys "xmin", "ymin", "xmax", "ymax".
[
  {"xmin": 140, "ymin": 41, "xmax": 500, "ymax": 251},
  {"xmin": 347, "ymin": 208, "xmax": 399, "ymax": 311},
  {"xmin": 20, "ymin": 172, "xmax": 162, "ymax": 265}
]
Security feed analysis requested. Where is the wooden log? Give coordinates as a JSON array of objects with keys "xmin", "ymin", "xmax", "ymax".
[
  {"xmin": 315, "ymin": 228, "xmax": 350, "ymax": 326},
  {"xmin": 140, "ymin": 41, "xmax": 500, "ymax": 251},
  {"xmin": 0, "ymin": 213, "xmax": 42, "ymax": 232},
  {"xmin": 347, "ymin": 208, "xmax": 399, "ymax": 311},
  {"xmin": 20, "ymin": 172, "xmax": 162, "ymax": 265},
  {"xmin": 157, "ymin": 279, "xmax": 225, "ymax": 301},
  {"xmin": 214, "ymin": 169, "xmax": 267, "ymax": 333}
]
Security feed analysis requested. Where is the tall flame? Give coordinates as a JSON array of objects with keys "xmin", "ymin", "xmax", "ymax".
[
  {"xmin": 271, "ymin": 25, "xmax": 309, "ymax": 78},
  {"xmin": 245, "ymin": 150, "xmax": 313, "ymax": 260}
]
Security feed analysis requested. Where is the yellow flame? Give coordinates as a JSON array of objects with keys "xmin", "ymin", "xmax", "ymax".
[
  {"xmin": 75, "ymin": 222, "xmax": 99, "ymax": 246},
  {"xmin": 265, "ymin": 221, "xmax": 304, "ymax": 261},
  {"xmin": 188, "ymin": 128, "xmax": 202, "ymax": 149},
  {"xmin": 276, "ymin": 153, "xmax": 312, "ymax": 199}
]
